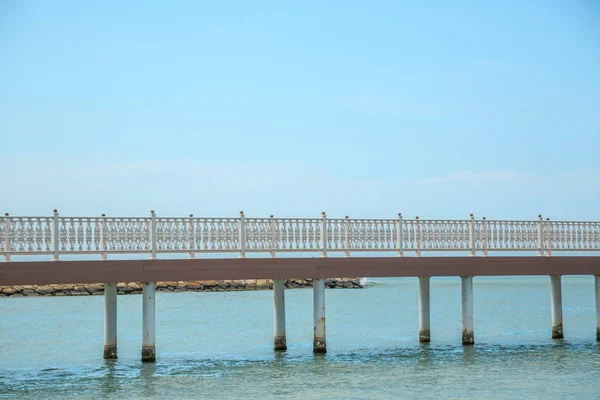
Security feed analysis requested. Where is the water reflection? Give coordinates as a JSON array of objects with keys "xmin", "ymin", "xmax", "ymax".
[
  {"xmin": 98, "ymin": 359, "xmax": 119, "ymax": 398},
  {"xmin": 416, "ymin": 342, "xmax": 433, "ymax": 367},
  {"xmin": 140, "ymin": 362, "xmax": 157, "ymax": 398},
  {"xmin": 461, "ymin": 345, "xmax": 476, "ymax": 364}
]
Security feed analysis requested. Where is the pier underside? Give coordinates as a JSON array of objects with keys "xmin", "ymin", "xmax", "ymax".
[{"xmin": 1, "ymin": 256, "xmax": 599, "ymax": 286}]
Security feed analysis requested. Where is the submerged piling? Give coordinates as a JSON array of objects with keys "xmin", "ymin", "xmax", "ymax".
[
  {"xmin": 142, "ymin": 282, "xmax": 156, "ymax": 362},
  {"xmin": 418, "ymin": 276, "xmax": 431, "ymax": 342},
  {"xmin": 596, "ymin": 276, "xmax": 600, "ymax": 341},
  {"xmin": 273, "ymin": 278, "xmax": 287, "ymax": 351},
  {"xmin": 550, "ymin": 275, "xmax": 563, "ymax": 339},
  {"xmin": 313, "ymin": 278, "xmax": 326, "ymax": 353},
  {"xmin": 103, "ymin": 282, "xmax": 117, "ymax": 359},
  {"xmin": 461, "ymin": 276, "xmax": 474, "ymax": 345}
]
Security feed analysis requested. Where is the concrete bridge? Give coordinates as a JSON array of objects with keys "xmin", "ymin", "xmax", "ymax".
[{"xmin": 1, "ymin": 210, "xmax": 599, "ymax": 361}]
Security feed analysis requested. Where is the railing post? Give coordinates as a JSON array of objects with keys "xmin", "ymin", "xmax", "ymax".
[
  {"xmin": 239, "ymin": 211, "xmax": 246, "ymax": 258},
  {"xmin": 538, "ymin": 214, "xmax": 545, "ymax": 256},
  {"xmin": 188, "ymin": 214, "xmax": 195, "ymax": 259},
  {"xmin": 468, "ymin": 213, "xmax": 475, "ymax": 256},
  {"xmin": 51, "ymin": 209, "xmax": 59, "ymax": 261},
  {"xmin": 150, "ymin": 210, "xmax": 156, "ymax": 260},
  {"xmin": 270, "ymin": 215, "xmax": 276, "ymax": 258},
  {"xmin": 415, "ymin": 216, "xmax": 421, "ymax": 257},
  {"xmin": 545, "ymin": 217, "xmax": 552, "ymax": 257},
  {"xmin": 397, "ymin": 213, "xmax": 404, "ymax": 257},
  {"xmin": 100, "ymin": 213, "xmax": 107, "ymax": 260},
  {"xmin": 344, "ymin": 216, "xmax": 350, "ymax": 257},
  {"xmin": 320, "ymin": 212, "xmax": 328, "ymax": 257},
  {"xmin": 3, "ymin": 213, "xmax": 10, "ymax": 262},
  {"xmin": 481, "ymin": 217, "xmax": 488, "ymax": 257}
]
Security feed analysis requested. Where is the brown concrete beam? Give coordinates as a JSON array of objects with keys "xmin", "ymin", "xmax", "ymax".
[{"xmin": 1, "ymin": 256, "xmax": 599, "ymax": 286}]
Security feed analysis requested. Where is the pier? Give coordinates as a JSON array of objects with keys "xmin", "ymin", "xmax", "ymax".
[{"xmin": 1, "ymin": 210, "xmax": 599, "ymax": 361}]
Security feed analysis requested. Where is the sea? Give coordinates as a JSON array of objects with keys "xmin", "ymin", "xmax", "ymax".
[{"xmin": 1, "ymin": 276, "xmax": 599, "ymax": 399}]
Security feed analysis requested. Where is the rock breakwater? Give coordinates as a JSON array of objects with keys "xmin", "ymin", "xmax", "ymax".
[{"xmin": 0, "ymin": 278, "xmax": 364, "ymax": 297}]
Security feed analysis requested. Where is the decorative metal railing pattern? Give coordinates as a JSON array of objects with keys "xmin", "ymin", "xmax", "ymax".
[
  {"xmin": 59, "ymin": 217, "xmax": 102, "ymax": 253},
  {"xmin": 245, "ymin": 218, "xmax": 272, "ymax": 251},
  {"xmin": 104, "ymin": 217, "xmax": 152, "ymax": 253},
  {"xmin": 475, "ymin": 220, "xmax": 539, "ymax": 251},
  {"xmin": 1, "ymin": 211, "xmax": 599, "ymax": 261},
  {"xmin": 1, "ymin": 217, "xmax": 53, "ymax": 255},
  {"xmin": 345, "ymin": 219, "xmax": 397, "ymax": 251},
  {"xmin": 271, "ymin": 218, "xmax": 322, "ymax": 252},
  {"xmin": 191, "ymin": 218, "xmax": 239, "ymax": 252},
  {"xmin": 405, "ymin": 219, "xmax": 470, "ymax": 252},
  {"xmin": 545, "ymin": 221, "xmax": 600, "ymax": 252}
]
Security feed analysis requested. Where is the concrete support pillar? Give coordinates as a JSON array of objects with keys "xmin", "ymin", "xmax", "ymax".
[
  {"xmin": 142, "ymin": 282, "xmax": 156, "ymax": 362},
  {"xmin": 595, "ymin": 276, "xmax": 600, "ymax": 341},
  {"xmin": 418, "ymin": 276, "xmax": 431, "ymax": 342},
  {"xmin": 461, "ymin": 276, "xmax": 474, "ymax": 345},
  {"xmin": 273, "ymin": 278, "xmax": 287, "ymax": 351},
  {"xmin": 103, "ymin": 282, "xmax": 118, "ymax": 359},
  {"xmin": 551, "ymin": 275, "xmax": 563, "ymax": 339},
  {"xmin": 313, "ymin": 278, "xmax": 326, "ymax": 354}
]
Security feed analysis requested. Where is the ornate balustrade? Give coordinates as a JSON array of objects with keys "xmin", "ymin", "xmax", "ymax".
[{"xmin": 1, "ymin": 210, "xmax": 599, "ymax": 261}]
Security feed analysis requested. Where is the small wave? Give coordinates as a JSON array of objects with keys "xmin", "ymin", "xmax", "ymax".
[{"xmin": 360, "ymin": 278, "xmax": 383, "ymax": 287}]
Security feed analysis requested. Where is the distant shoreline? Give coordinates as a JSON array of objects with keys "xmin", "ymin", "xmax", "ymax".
[{"xmin": 0, "ymin": 278, "xmax": 364, "ymax": 297}]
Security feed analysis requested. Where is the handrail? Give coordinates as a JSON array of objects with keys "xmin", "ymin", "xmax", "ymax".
[{"xmin": 1, "ymin": 211, "xmax": 598, "ymax": 260}]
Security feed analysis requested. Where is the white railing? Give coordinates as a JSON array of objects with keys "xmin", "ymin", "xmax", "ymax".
[{"xmin": 1, "ymin": 211, "xmax": 599, "ymax": 261}]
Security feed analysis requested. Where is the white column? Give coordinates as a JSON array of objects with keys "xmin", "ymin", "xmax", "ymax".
[
  {"xmin": 273, "ymin": 278, "xmax": 287, "ymax": 350},
  {"xmin": 144, "ymin": 210, "xmax": 157, "ymax": 361},
  {"xmin": 595, "ymin": 276, "xmax": 600, "ymax": 342},
  {"xmin": 51, "ymin": 209, "xmax": 59, "ymax": 261},
  {"xmin": 142, "ymin": 282, "xmax": 156, "ymax": 362},
  {"xmin": 188, "ymin": 214, "xmax": 195, "ymax": 259},
  {"xmin": 344, "ymin": 216, "xmax": 350, "ymax": 257},
  {"xmin": 149, "ymin": 210, "xmax": 157, "ymax": 260},
  {"xmin": 545, "ymin": 218, "xmax": 552, "ymax": 256},
  {"xmin": 313, "ymin": 278, "xmax": 326, "ymax": 353},
  {"xmin": 397, "ymin": 213, "xmax": 404, "ymax": 257},
  {"xmin": 419, "ymin": 276, "xmax": 430, "ymax": 342},
  {"xmin": 3, "ymin": 213, "xmax": 10, "ymax": 262},
  {"xmin": 468, "ymin": 214, "xmax": 475, "ymax": 256},
  {"xmin": 99, "ymin": 214, "xmax": 107, "ymax": 261},
  {"xmin": 461, "ymin": 276, "xmax": 474, "ymax": 344},
  {"xmin": 537, "ymin": 214, "xmax": 545, "ymax": 256},
  {"xmin": 103, "ymin": 282, "xmax": 117, "ymax": 359},
  {"xmin": 269, "ymin": 215, "xmax": 276, "ymax": 258},
  {"xmin": 551, "ymin": 275, "xmax": 563, "ymax": 339},
  {"xmin": 320, "ymin": 212, "xmax": 327, "ymax": 258},
  {"xmin": 239, "ymin": 211, "xmax": 246, "ymax": 258}
]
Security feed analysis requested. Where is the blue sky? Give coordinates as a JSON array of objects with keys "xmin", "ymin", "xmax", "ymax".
[{"xmin": 1, "ymin": 0, "xmax": 599, "ymax": 220}]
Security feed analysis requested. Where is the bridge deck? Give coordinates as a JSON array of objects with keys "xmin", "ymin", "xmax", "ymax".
[{"xmin": 1, "ymin": 256, "xmax": 599, "ymax": 286}]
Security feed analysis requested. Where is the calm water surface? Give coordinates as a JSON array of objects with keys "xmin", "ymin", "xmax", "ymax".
[{"xmin": 1, "ymin": 277, "xmax": 599, "ymax": 399}]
